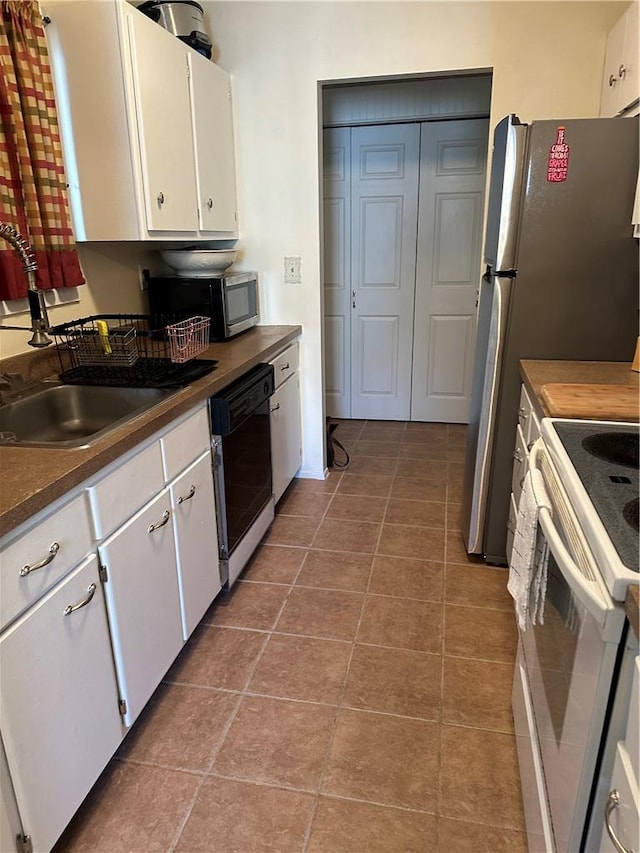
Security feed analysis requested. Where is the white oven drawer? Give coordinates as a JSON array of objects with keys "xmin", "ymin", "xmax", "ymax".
[{"xmin": 599, "ymin": 742, "xmax": 639, "ymax": 853}]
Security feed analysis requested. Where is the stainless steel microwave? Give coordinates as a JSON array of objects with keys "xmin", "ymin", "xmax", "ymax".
[{"xmin": 145, "ymin": 271, "xmax": 259, "ymax": 341}]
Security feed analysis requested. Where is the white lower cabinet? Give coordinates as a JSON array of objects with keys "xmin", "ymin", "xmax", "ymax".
[
  {"xmin": 0, "ymin": 401, "xmax": 223, "ymax": 847},
  {"xmin": 98, "ymin": 488, "xmax": 183, "ymax": 728},
  {"xmin": 270, "ymin": 343, "xmax": 302, "ymax": 503},
  {"xmin": 0, "ymin": 554, "xmax": 123, "ymax": 853},
  {"xmin": 170, "ymin": 451, "xmax": 220, "ymax": 640}
]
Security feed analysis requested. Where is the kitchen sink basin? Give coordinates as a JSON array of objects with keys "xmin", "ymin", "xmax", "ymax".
[{"xmin": 0, "ymin": 381, "xmax": 174, "ymax": 448}]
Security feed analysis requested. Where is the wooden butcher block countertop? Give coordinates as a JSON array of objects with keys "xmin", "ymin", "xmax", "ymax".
[
  {"xmin": 520, "ymin": 360, "xmax": 639, "ymax": 422},
  {"xmin": 540, "ymin": 383, "xmax": 639, "ymax": 421}
]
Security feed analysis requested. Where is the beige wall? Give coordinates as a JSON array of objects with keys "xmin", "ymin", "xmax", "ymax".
[{"xmin": 203, "ymin": 0, "xmax": 623, "ymax": 478}]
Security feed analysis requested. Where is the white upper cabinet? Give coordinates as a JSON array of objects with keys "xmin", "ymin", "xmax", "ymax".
[
  {"xmin": 600, "ymin": 1, "xmax": 640, "ymax": 116},
  {"xmin": 189, "ymin": 52, "xmax": 238, "ymax": 233},
  {"xmin": 126, "ymin": 7, "xmax": 198, "ymax": 232},
  {"xmin": 44, "ymin": 0, "xmax": 238, "ymax": 241}
]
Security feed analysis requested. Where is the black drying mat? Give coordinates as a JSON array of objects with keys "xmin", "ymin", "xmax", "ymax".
[{"xmin": 59, "ymin": 358, "xmax": 218, "ymax": 389}]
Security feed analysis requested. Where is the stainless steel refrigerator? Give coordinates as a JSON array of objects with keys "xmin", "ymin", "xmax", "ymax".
[{"xmin": 462, "ymin": 114, "xmax": 639, "ymax": 564}]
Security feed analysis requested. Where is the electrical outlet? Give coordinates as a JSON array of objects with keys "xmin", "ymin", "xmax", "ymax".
[{"xmin": 284, "ymin": 256, "xmax": 302, "ymax": 284}]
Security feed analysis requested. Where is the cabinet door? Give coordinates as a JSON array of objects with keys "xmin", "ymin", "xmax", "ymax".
[
  {"xmin": 98, "ymin": 489, "xmax": 183, "ymax": 727},
  {"xmin": 601, "ymin": 10, "xmax": 628, "ymax": 115},
  {"xmin": 270, "ymin": 373, "xmax": 302, "ymax": 504},
  {"xmin": 0, "ymin": 555, "xmax": 123, "ymax": 853},
  {"xmin": 600, "ymin": 4, "xmax": 640, "ymax": 116},
  {"xmin": 189, "ymin": 53, "xmax": 238, "ymax": 233},
  {"xmin": 170, "ymin": 452, "xmax": 221, "ymax": 640},
  {"xmin": 126, "ymin": 7, "xmax": 198, "ymax": 232}
]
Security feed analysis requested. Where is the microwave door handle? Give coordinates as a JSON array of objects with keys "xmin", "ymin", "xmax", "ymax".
[{"xmin": 528, "ymin": 441, "xmax": 612, "ymax": 626}]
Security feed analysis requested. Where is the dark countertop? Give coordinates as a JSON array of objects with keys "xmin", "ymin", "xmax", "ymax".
[
  {"xmin": 519, "ymin": 358, "xmax": 639, "ymax": 639},
  {"xmin": 0, "ymin": 325, "xmax": 301, "ymax": 538}
]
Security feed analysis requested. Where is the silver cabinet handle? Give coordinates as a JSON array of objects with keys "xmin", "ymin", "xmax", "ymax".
[
  {"xmin": 352, "ymin": 289, "xmax": 356, "ymax": 308},
  {"xmin": 280, "ymin": 363, "xmax": 290, "ymax": 370},
  {"xmin": 605, "ymin": 790, "xmax": 631, "ymax": 853},
  {"xmin": 206, "ymin": 197, "xmax": 214, "ymax": 209},
  {"xmin": 20, "ymin": 542, "xmax": 60, "ymax": 577},
  {"xmin": 618, "ymin": 64, "xmax": 626, "ymax": 79},
  {"xmin": 157, "ymin": 191, "xmax": 165, "ymax": 206},
  {"xmin": 270, "ymin": 403, "xmax": 280, "ymax": 413},
  {"xmin": 609, "ymin": 74, "xmax": 617, "ymax": 87},
  {"xmin": 177, "ymin": 485, "xmax": 196, "ymax": 505},
  {"xmin": 148, "ymin": 510, "xmax": 170, "ymax": 533},
  {"xmin": 63, "ymin": 583, "xmax": 96, "ymax": 616}
]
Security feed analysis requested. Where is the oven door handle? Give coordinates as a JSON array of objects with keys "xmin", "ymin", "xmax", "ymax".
[{"xmin": 529, "ymin": 440, "xmax": 613, "ymax": 627}]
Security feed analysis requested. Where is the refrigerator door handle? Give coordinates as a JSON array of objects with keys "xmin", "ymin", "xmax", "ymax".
[
  {"xmin": 486, "ymin": 116, "xmax": 528, "ymax": 273},
  {"xmin": 466, "ymin": 275, "xmax": 512, "ymax": 553}
]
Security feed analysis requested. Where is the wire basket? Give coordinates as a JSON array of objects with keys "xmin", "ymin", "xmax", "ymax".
[
  {"xmin": 166, "ymin": 316, "xmax": 211, "ymax": 364},
  {"xmin": 51, "ymin": 314, "xmax": 216, "ymax": 388},
  {"xmin": 67, "ymin": 323, "xmax": 139, "ymax": 367}
]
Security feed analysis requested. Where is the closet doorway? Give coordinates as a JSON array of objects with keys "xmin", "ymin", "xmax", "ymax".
[{"xmin": 322, "ymin": 74, "xmax": 491, "ymax": 423}]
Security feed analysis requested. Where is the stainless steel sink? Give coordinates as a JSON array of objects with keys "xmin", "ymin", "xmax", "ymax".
[{"xmin": 0, "ymin": 381, "xmax": 174, "ymax": 448}]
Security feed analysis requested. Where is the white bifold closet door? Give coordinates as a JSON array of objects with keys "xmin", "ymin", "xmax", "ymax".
[{"xmin": 323, "ymin": 118, "xmax": 488, "ymax": 423}]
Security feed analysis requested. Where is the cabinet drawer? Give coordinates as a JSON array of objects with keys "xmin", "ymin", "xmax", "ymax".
[
  {"xmin": 0, "ymin": 493, "xmax": 93, "ymax": 630},
  {"xmin": 506, "ymin": 491, "xmax": 518, "ymax": 566},
  {"xmin": 88, "ymin": 440, "xmax": 164, "ymax": 539},
  {"xmin": 271, "ymin": 342, "xmax": 299, "ymax": 389},
  {"xmin": 161, "ymin": 404, "xmax": 210, "ymax": 482},
  {"xmin": 511, "ymin": 424, "xmax": 527, "ymax": 507}
]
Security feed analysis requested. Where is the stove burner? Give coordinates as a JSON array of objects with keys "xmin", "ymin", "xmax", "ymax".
[
  {"xmin": 581, "ymin": 432, "xmax": 639, "ymax": 470},
  {"xmin": 623, "ymin": 497, "xmax": 639, "ymax": 533}
]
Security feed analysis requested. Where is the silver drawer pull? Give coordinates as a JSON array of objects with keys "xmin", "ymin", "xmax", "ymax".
[
  {"xmin": 63, "ymin": 583, "xmax": 96, "ymax": 616},
  {"xmin": 280, "ymin": 363, "xmax": 290, "ymax": 370},
  {"xmin": 148, "ymin": 510, "xmax": 170, "ymax": 533},
  {"xmin": 605, "ymin": 790, "xmax": 632, "ymax": 853},
  {"xmin": 20, "ymin": 542, "xmax": 60, "ymax": 577},
  {"xmin": 177, "ymin": 485, "xmax": 196, "ymax": 504},
  {"xmin": 270, "ymin": 403, "xmax": 280, "ymax": 413}
]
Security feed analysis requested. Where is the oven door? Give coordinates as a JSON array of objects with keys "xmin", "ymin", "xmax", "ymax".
[{"xmin": 517, "ymin": 442, "xmax": 625, "ymax": 852}]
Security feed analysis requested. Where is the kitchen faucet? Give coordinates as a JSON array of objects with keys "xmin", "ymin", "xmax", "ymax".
[{"xmin": 0, "ymin": 222, "xmax": 53, "ymax": 347}]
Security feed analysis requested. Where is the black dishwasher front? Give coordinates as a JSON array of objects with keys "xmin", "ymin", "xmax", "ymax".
[{"xmin": 209, "ymin": 364, "xmax": 275, "ymax": 587}]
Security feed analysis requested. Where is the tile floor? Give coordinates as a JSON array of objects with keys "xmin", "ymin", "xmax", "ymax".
[{"xmin": 53, "ymin": 420, "xmax": 527, "ymax": 852}]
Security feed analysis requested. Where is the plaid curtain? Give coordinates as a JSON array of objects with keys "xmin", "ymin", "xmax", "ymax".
[{"xmin": 0, "ymin": 0, "xmax": 84, "ymax": 301}]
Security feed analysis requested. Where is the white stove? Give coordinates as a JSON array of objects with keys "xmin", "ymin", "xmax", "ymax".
[
  {"xmin": 541, "ymin": 418, "xmax": 639, "ymax": 600},
  {"xmin": 512, "ymin": 417, "xmax": 638, "ymax": 853}
]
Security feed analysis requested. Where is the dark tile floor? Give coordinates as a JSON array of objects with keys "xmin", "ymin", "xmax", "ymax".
[{"xmin": 53, "ymin": 420, "xmax": 526, "ymax": 852}]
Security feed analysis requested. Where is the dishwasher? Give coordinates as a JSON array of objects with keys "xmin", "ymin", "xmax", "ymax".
[{"xmin": 209, "ymin": 363, "xmax": 275, "ymax": 587}]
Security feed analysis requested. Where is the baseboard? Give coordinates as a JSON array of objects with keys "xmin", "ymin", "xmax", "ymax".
[{"xmin": 296, "ymin": 467, "xmax": 328, "ymax": 481}]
